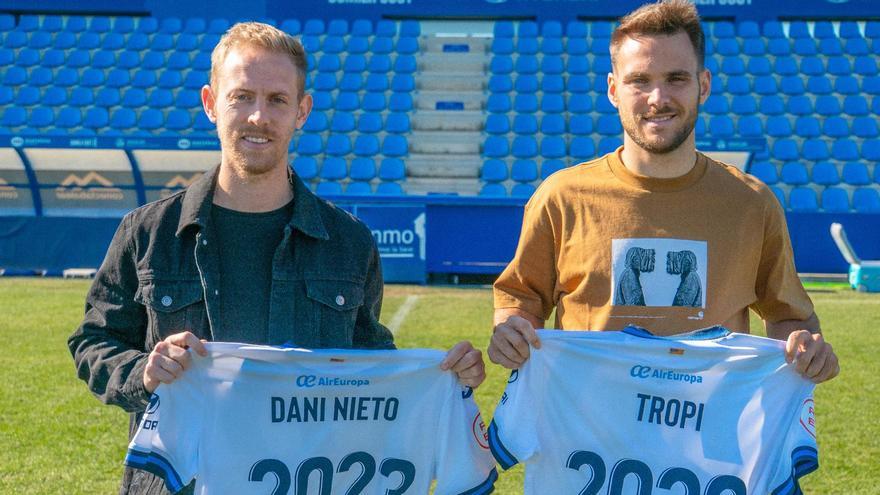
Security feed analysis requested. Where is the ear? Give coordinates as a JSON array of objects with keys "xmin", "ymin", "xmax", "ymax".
[
  {"xmin": 200, "ymin": 84, "xmax": 217, "ymax": 123},
  {"xmin": 607, "ymin": 71, "xmax": 619, "ymax": 108},
  {"xmin": 294, "ymin": 94, "xmax": 313, "ymax": 130},
  {"xmin": 698, "ymin": 68, "xmax": 711, "ymax": 105}
]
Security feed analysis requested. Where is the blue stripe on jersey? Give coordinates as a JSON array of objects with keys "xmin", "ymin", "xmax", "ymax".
[
  {"xmin": 487, "ymin": 420, "xmax": 518, "ymax": 470},
  {"xmin": 457, "ymin": 467, "xmax": 498, "ymax": 495},
  {"xmin": 770, "ymin": 446, "xmax": 819, "ymax": 495},
  {"xmin": 124, "ymin": 448, "xmax": 185, "ymax": 493},
  {"xmin": 623, "ymin": 325, "xmax": 730, "ymax": 340}
]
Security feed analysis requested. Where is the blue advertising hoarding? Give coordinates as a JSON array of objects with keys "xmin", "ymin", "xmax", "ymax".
[{"xmin": 353, "ymin": 204, "xmax": 427, "ymax": 284}]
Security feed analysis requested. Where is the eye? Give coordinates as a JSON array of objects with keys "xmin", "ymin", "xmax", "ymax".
[{"xmin": 232, "ymin": 93, "xmax": 251, "ymax": 103}]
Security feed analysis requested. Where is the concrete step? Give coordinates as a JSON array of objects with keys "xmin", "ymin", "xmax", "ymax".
[
  {"xmin": 416, "ymin": 72, "xmax": 486, "ymax": 92},
  {"xmin": 419, "ymin": 52, "xmax": 487, "ymax": 72},
  {"xmin": 406, "ymin": 152, "xmax": 482, "ymax": 178},
  {"xmin": 412, "ymin": 110, "xmax": 484, "ymax": 132},
  {"xmin": 408, "ymin": 131, "xmax": 482, "ymax": 155},
  {"xmin": 403, "ymin": 177, "xmax": 482, "ymax": 196},
  {"xmin": 423, "ymin": 36, "xmax": 488, "ymax": 55},
  {"xmin": 416, "ymin": 90, "xmax": 485, "ymax": 111}
]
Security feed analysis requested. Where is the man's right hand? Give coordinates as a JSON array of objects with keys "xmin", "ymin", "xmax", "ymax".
[
  {"xmin": 488, "ymin": 310, "xmax": 543, "ymax": 369},
  {"xmin": 143, "ymin": 332, "xmax": 208, "ymax": 393}
]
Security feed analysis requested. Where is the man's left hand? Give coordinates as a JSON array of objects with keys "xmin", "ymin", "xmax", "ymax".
[
  {"xmin": 441, "ymin": 341, "xmax": 486, "ymax": 389},
  {"xmin": 785, "ymin": 330, "xmax": 839, "ymax": 383}
]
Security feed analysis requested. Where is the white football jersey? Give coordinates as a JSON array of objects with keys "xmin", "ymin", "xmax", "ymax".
[
  {"xmin": 126, "ymin": 343, "xmax": 497, "ymax": 494},
  {"xmin": 489, "ymin": 327, "xmax": 818, "ymax": 495}
]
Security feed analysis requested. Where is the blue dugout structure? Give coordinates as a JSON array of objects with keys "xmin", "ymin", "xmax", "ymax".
[{"xmin": 1, "ymin": 136, "xmax": 877, "ymax": 281}]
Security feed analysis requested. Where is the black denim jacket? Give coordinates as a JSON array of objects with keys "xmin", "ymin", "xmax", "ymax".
[{"xmin": 68, "ymin": 165, "xmax": 394, "ymax": 494}]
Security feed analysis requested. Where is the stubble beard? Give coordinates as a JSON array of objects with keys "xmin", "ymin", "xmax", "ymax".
[{"xmin": 621, "ymin": 89, "xmax": 701, "ymax": 156}]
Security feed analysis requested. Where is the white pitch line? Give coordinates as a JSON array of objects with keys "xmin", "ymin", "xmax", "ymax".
[{"xmin": 388, "ymin": 295, "xmax": 419, "ymax": 334}]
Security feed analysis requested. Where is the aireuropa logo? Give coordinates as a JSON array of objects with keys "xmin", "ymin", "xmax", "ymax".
[
  {"xmin": 630, "ymin": 365, "xmax": 703, "ymax": 384},
  {"xmin": 146, "ymin": 394, "xmax": 160, "ymax": 414},
  {"xmin": 295, "ymin": 375, "xmax": 370, "ymax": 388},
  {"xmin": 56, "ymin": 172, "xmax": 124, "ymax": 201},
  {"xmin": 177, "ymin": 138, "xmax": 192, "ymax": 150},
  {"xmin": 10, "ymin": 136, "xmax": 23, "ymax": 147},
  {"xmin": 826, "ymin": 0, "xmax": 849, "ymax": 3}
]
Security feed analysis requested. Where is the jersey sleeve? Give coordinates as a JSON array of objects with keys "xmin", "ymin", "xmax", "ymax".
[
  {"xmin": 767, "ymin": 375, "xmax": 819, "ymax": 494},
  {"xmin": 123, "ymin": 367, "xmax": 203, "ymax": 493},
  {"xmin": 432, "ymin": 382, "xmax": 498, "ymax": 495},
  {"xmin": 487, "ymin": 359, "xmax": 543, "ymax": 470}
]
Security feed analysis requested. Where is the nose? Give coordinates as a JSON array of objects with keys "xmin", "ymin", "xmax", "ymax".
[
  {"xmin": 646, "ymin": 84, "xmax": 669, "ymax": 107},
  {"xmin": 247, "ymin": 101, "xmax": 269, "ymax": 126}
]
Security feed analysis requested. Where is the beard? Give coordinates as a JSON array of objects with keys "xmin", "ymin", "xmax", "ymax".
[
  {"xmin": 219, "ymin": 125, "xmax": 290, "ymax": 178},
  {"xmin": 620, "ymin": 90, "xmax": 700, "ymax": 155}
]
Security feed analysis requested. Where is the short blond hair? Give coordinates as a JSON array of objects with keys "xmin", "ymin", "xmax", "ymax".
[
  {"xmin": 210, "ymin": 22, "xmax": 308, "ymax": 96},
  {"xmin": 611, "ymin": 0, "xmax": 705, "ymax": 70}
]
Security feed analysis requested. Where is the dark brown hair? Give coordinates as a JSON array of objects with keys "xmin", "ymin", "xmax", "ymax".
[{"xmin": 610, "ymin": 0, "xmax": 705, "ymax": 70}]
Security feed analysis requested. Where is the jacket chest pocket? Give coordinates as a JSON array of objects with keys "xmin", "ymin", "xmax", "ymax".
[
  {"xmin": 135, "ymin": 279, "xmax": 207, "ymax": 348},
  {"xmin": 304, "ymin": 279, "xmax": 364, "ymax": 347}
]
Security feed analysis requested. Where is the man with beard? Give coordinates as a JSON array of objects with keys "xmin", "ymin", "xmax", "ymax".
[
  {"xmin": 489, "ymin": 0, "xmax": 838, "ymax": 384},
  {"xmin": 69, "ymin": 22, "xmax": 486, "ymax": 495}
]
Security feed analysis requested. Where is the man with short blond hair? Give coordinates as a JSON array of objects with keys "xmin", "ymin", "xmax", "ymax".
[
  {"xmin": 70, "ymin": 22, "xmax": 486, "ymax": 494},
  {"xmin": 489, "ymin": 0, "xmax": 838, "ymax": 384}
]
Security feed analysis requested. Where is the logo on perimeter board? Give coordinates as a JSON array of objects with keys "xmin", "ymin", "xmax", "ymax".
[
  {"xmin": 146, "ymin": 394, "xmax": 160, "ymax": 414},
  {"xmin": 800, "ymin": 398, "xmax": 816, "ymax": 438},
  {"xmin": 472, "ymin": 413, "xmax": 489, "ymax": 449}
]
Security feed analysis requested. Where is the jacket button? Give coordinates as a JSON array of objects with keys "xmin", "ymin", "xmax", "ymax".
[
  {"xmin": 161, "ymin": 296, "xmax": 173, "ymax": 307},
  {"xmin": 335, "ymin": 295, "xmax": 345, "ymax": 306},
  {"xmin": 202, "ymin": 239, "xmax": 208, "ymax": 245}
]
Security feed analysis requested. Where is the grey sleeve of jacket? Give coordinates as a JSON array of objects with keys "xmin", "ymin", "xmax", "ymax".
[{"xmin": 68, "ymin": 214, "xmax": 152, "ymax": 412}]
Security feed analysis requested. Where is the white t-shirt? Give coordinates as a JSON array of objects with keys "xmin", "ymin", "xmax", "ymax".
[
  {"xmin": 126, "ymin": 343, "xmax": 497, "ymax": 494},
  {"xmin": 489, "ymin": 327, "xmax": 818, "ymax": 495}
]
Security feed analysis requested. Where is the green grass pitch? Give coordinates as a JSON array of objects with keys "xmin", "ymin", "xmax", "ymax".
[{"xmin": 1, "ymin": 279, "xmax": 877, "ymax": 493}]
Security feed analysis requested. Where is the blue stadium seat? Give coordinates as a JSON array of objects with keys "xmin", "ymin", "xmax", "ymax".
[
  {"xmin": 368, "ymin": 54, "xmax": 393, "ymax": 73},
  {"xmin": 318, "ymin": 54, "xmax": 341, "ymax": 73},
  {"xmin": 542, "ymin": 55, "xmax": 565, "ymax": 75},
  {"xmin": 301, "ymin": 111, "xmax": 327, "ymax": 133},
  {"xmin": 541, "ymin": 75, "xmax": 565, "ymax": 94},
  {"xmin": 512, "ymin": 136, "xmax": 538, "ymax": 159},
  {"xmin": 159, "ymin": 17, "xmax": 182, "ymax": 34},
  {"xmin": 864, "ymin": 140, "xmax": 880, "ymax": 162},
  {"xmin": 389, "ymin": 74, "xmax": 414, "ymax": 93},
  {"xmin": 780, "ymin": 162, "xmax": 809, "ymax": 185},
  {"xmin": 331, "ymin": 92, "xmax": 357, "ymax": 112},
  {"xmin": 541, "ymin": 160, "xmax": 566, "ymax": 179},
  {"xmin": 512, "ymin": 115, "xmax": 538, "ymax": 135},
  {"xmin": 842, "ymin": 162, "xmax": 870, "ymax": 185},
  {"xmin": 742, "ymin": 39, "xmax": 765, "ymax": 56},
  {"xmin": 730, "ymin": 95, "xmax": 757, "ymax": 115},
  {"xmin": 694, "ymin": 117, "xmax": 706, "ymax": 137},
  {"xmin": 833, "ymin": 140, "xmax": 860, "ymax": 161},
  {"xmin": 715, "ymin": 38, "xmax": 739, "ymax": 56},
  {"xmin": 110, "ymin": 108, "xmax": 136, "ymax": 129},
  {"xmin": 540, "ymin": 114, "xmax": 566, "ymax": 135},
  {"xmin": 571, "ymin": 136, "xmax": 597, "ymax": 159},
  {"xmin": 567, "ymin": 94, "xmax": 592, "ymax": 114},
  {"xmin": 166, "ymin": 109, "xmax": 191, "ymax": 131},
  {"xmin": 355, "ymin": 113, "xmax": 382, "ymax": 134},
  {"xmin": 359, "ymin": 92, "xmax": 383, "ymax": 112},
  {"xmin": 738, "ymin": 21, "xmax": 762, "ymax": 38},
  {"xmin": 752, "ymin": 76, "xmax": 777, "ymax": 95},
  {"xmin": 746, "ymin": 57, "xmax": 771, "ymax": 76},
  {"xmin": 138, "ymin": 109, "xmax": 164, "ymax": 131},
  {"xmin": 1, "ymin": 107, "xmax": 26, "ymax": 127},
  {"xmin": 720, "ymin": 56, "xmax": 745, "ymax": 75},
  {"xmin": 487, "ymin": 94, "xmax": 510, "ymax": 113},
  {"xmin": 787, "ymin": 96, "xmax": 814, "ymax": 116},
  {"xmin": 376, "ymin": 182, "xmax": 404, "ymax": 195},
  {"xmin": 385, "ymin": 113, "xmax": 411, "ymax": 134},
  {"xmin": 345, "ymin": 182, "xmax": 373, "ymax": 196},
  {"xmin": 494, "ymin": 21, "xmax": 514, "ymax": 38},
  {"xmin": 277, "ymin": 18, "xmax": 300, "ymax": 35},
  {"xmin": 26, "ymin": 103, "xmax": 55, "ymax": 128},
  {"xmin": 868, "ymin": 21, "xmax": 880, "ymax": 39},
  {"xmin": 806, "ymin": 76, "xmax": 832, "ymax": 95},
  {"xmin": 843, "ymin": 96, "xmax": 869, "ymax": 116},
  {"xmin": 0, "ymin": 87, "xmax": 11, "ymax": 106},
  {"xmin": 834, "ymin": 76, "xmax": 860, "ymax": 95},
  {"xmin": 378, "ymin": 158, "xmax": 406, "ymax": 182},
  {"xmin": 819, "ymin": 38, "xmax": 843, "ymax": 57},
  {"xmin": 811, "ymin": 162, "xmax": 840, "ymax": 186},
  {"xmin": 759, "ymin": 95, "xmax": 785, "ymax": 116},
  {"xmin": 788, "ymin": 187, "xmax": 818, "ymax": 212},
  {"xmin": 566, "ymin": 38, "xmax": 588, "ymax": 57},
  {"xmin": 322, "ymin": 36, "xmax": 345, "ymax": 55},
  {"xmin": 339, "ymin": 73, "xmax": 363, "ymax": 92},
  {"xmin": 591, "ymin": 37, "xmax": 610, "ymax": 54},
  {"xmin": 821, "ymin": 187, "xmax": 850, "ymax": 212},
  {"xmin": 792, "ymin": 38, "xmax": 817, "ymax": 56},
  {"xmin": 346, "ymin": 36, "xmax": 369, "ymax": 55},
  {"xmin": 183, "ymin": 17, "xmax": 206, "ymax": 34},
  {"xmin": 382, "ymin": 135, "xmax": 408, "ymax": 157},
  {"xmin": 193, "ymin": 112, "xmax": 213, "ymax": 133},
  {"xmin": 514, "ymin": 75, "xmax": 538, "ymax": 94},
  {"xmin": 515, "ymin": 55, "xmax": 539, "ymax": 74},
  {"xmin": 349, "ymin": 158, "xmax": 376, "ymax": 182},
  {"xmin": 869, "ymin": 77, "xmax": 880, "ymax": 95},
  {"xmin": 541, "ymin": 94, "xmax": 565, "ymax": 114},
  {"xmin": 594, "ymin": 95, "xmax": 616, "ymax": 114},
  {"xmin": 708, "ymin": 116, "xmax": 734, "ymax": 137},
  {"xmin": 566, "ymin": 56, "xmax": 589, "ymax": 75},
  {"xmin": 481, "ymin": 159, "xmax": 508, "ymax": 182},
  {"xmin": 92, "ymin": 87, "xmax": 119, "ymax": 108},
  {"xmin": 737, "ymin": 116, "xmax": 763, "ymax": 137},
  {"xmin": 80, "ymin": 68, "xmax": 105, "ymax": 88},
  {"xmin": 296, "ymin": 134, "xmax": 323, "ymax": 156},
  {"xmin": 517, "ymin": 21, "xmax": 538, "ymax": 37},
  {"xmin": 853, "ymin": 117, "xmax": 880, "ymax": 138},
  {"xmin": 565, "ymin": 20, "xmax": 587, "ymax": 37},
  {"xmin": 121, "ymin": 88, "xmax": 147, "ymax": 108},
  {"xmin": 772, "ymin": 140, "xmax": 799, "ymax": 162},
  {"xmin": 389, "ymin": 93, "xmax": 413, "ymax": 112},
  {"xmin": 845, "ymin": 38, "xmax": 870, "ymax": 57},
  {"xmin": 592, "ymin": 55, "xmax": 612, "ymax": 74},
  {"xmin": 748, "ymin": 161, "xmax": 778, "ymax": 184},
  {"xmin": 703, "ymin": 95, "xmax": 728, "ymax": 115},
  {"xmin": 350, "ymin": 19, "xmax": 372, "ymax": 36},
  {"xmin": 596, "ymin": 115, "xmax": 622, "ymax": 136},
  {"xmin": 483, "ymin": 136, "xmax": 509, "ymax": 158},
  {"xmin": 567, "ymin": 75, "xmax": 590, "ymax": 94},
  {"xmin": 167, "ymin": 52, "xmax": 191, "ymax": 71},
  {"xmin": 399, "ymin": 20, "xmax": 420, "ymax": 37},
  {"xmin": 780, "ymin": 76, "xmax": 805, "ymax": 96},
  {"xmin": 395, "ymin": 36, "xmax": 419, "ymax": 55},
  {"xmin": 312, "ymin": 179, "xmax": 343, "ymax": 197},
  {"xmin": 803, "ymin": 139, "xmax": 830, "ymax": 161},
  {"xmin": 853, "ymin": 188, "xmax": 880, "ymax": 213},
  {"xmin": 541, "ymin": 37, "xmax": 564, "ymax": 55},
  {"xmin": 14, "ymin": 86, "xmax": 39, "ymax": 106},
  {"xmin": 313, "ymin": 73, "xmax": 337, "ymax": 91},
  {"xmin": 725, "ymin": 76, "xmax": 750, "ymax": 95},
  {"xmin": 302, "ymin": 19, "xmax": 325, "ymax": 35},
  {"xmin": 540, "ymin": 137, "xmax": 566, "ymax": 160},
  {"xmin": 514, "ymin": 94, "xmax": 538, "ymax": 113},
  {"xmin": 371, "ymin": 36, "xmax": 393, "ymax": 55},
  {"xmin": 319, "ymin": 158, "xmax": 347, "ymax": 181},
  {"xmin": 488, "ymin": 75, "xmax": 512, "ymax": 93},
  {"xmin": 176, "ymin": 33, "xmax": 198, "ymax": 51},
  {"xmin": 40, "ymin": 86, "xmax": 67, "ymax": 106},
  {"xmin": 827, "ymin": 56, "xmax": 851, "ymax": 76},
  {"xmin": 28, "ymin": 31, "xmax": 52, "ymax": 49},
  {"xmin": 29, "ymin": 67, "xmax": 53, "ymax": 87},
  {"xmin": 293, "ymin": 157, "xmax": 319, "ymax": 180},
  {"xmin": 511, "ymin": 183, "xmax": 536, "ymax": 198},
  {"xmin": 14, "ymin": 48, "xmax": 39, "ymax": 68},
  {"xmin": 772, "ymin": 56, "xmax": 797, "ymax": 76},
  {"xmin": 394, "ymin": 55, "xmax": 418, "ymax": 74},
  {"xmin": 361, "ymin": 74, "xmax": 386, "ymax": 93},
  {"xmin": 69, "ymin": 87, "xmax": 94, "ymax": 107},
  {"xmin": 823, "ymin": 117, "xmax": 850, "ymax": 138},
  {"xmin": 854, "ymin": 56, "xmax": 878, "ymax": 76},
  {"xmin": 326, "ymin": 134, "xmax": 352, "ymax": 156},
  {"xmin": 158, "ymin": 71, "xmax": 182, "ymax": 90},
  {"xmin": 141, "ymin": 51, "xmax": 165, "ymax": 71},
  {"xmin": 354, "ymin": 135, "xmax": 380, "ymax": 157},
  {"xmin": 343, "ymin": 55, "xmax": 366, "ymax": 73},
  {"xmin": 479, "ymin": 183, "xmax": 508, "ymax": 197},
  {"xmin": 103, "ymin": 69, "xmax": 131, "ymax": 89},
  {"xmin": 794, "ymin": 117, "xmax": 821, "ymax": 138}
]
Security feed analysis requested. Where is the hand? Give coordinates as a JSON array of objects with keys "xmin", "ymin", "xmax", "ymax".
[
  {"xmin": 143, "ymin": 332, "xmax": 208, "ymax": 393},
  {"xmin": 488, "ymin": 315, "xmax": 541, "ymax": 369},
  {"xmin": 441, "ymin": 341, "xmax": 486, "ymax": 389},
  {"xmin": 785, "ymin": 330, "xmax": 839, "ymax": 383}
]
